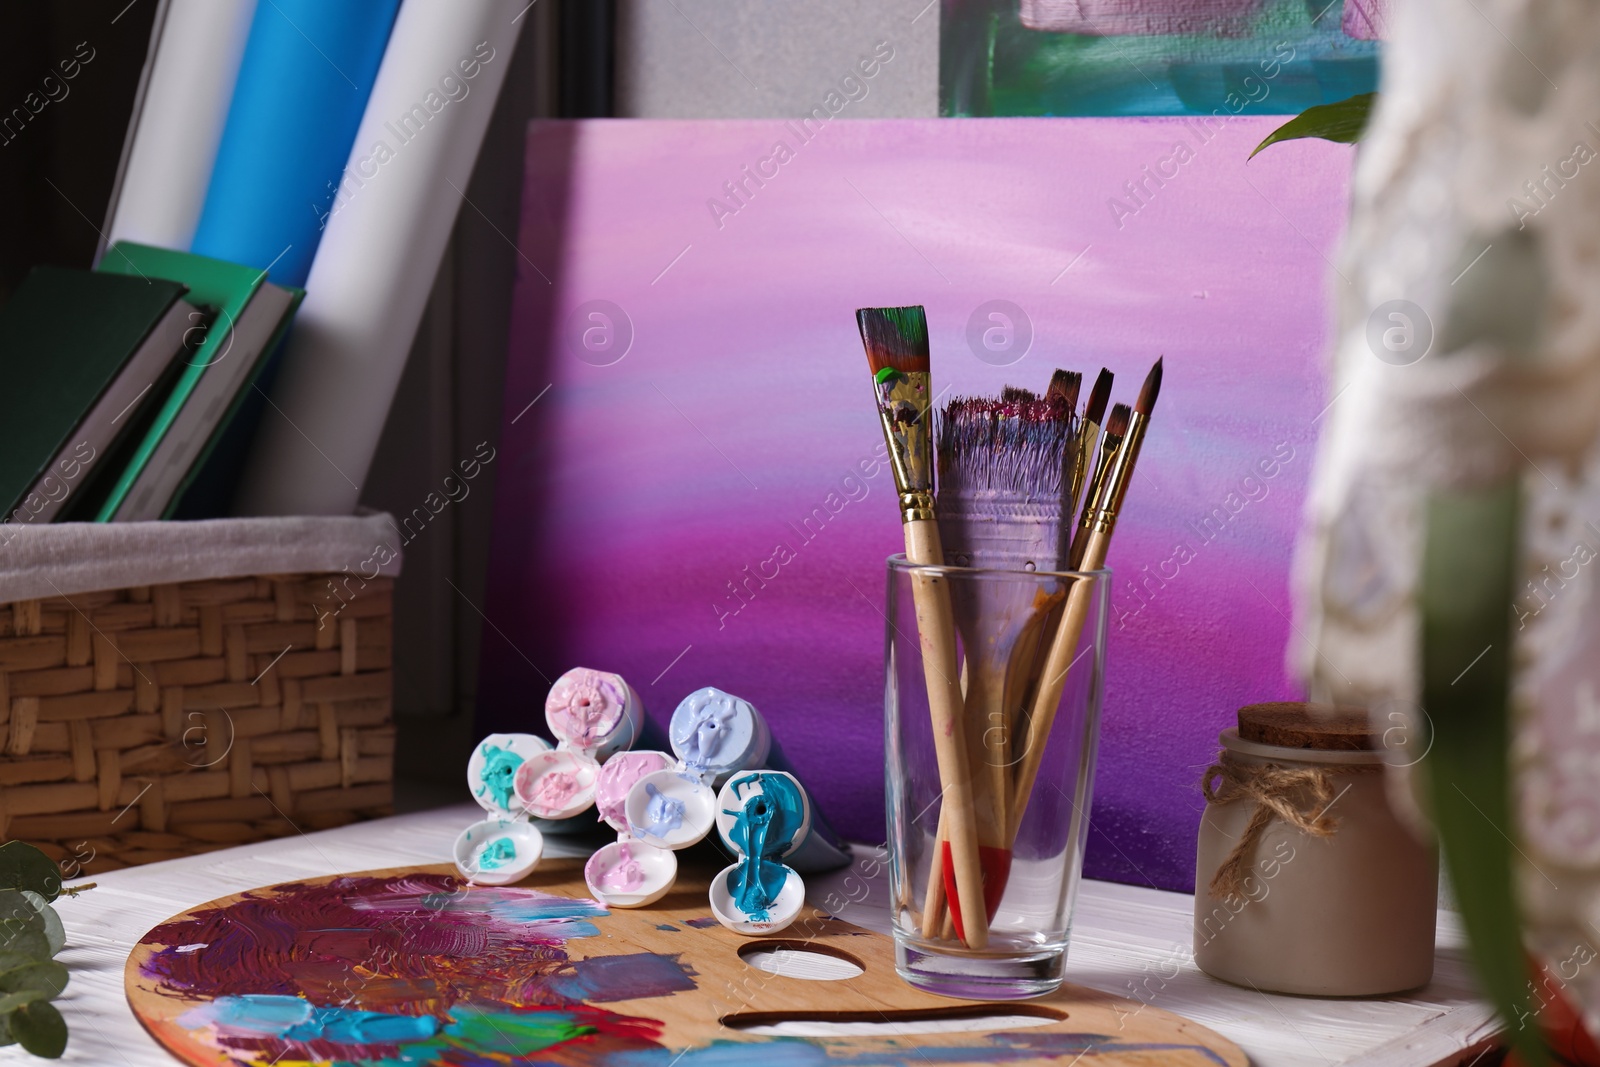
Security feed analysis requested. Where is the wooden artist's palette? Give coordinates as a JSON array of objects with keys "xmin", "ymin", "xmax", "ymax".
[{"xmin": 126, "ymin": 860, "xmax": 1244, "ymax": 1066}]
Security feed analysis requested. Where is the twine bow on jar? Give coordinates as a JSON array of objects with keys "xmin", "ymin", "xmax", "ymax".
[{"xmin": 1200, "ymin": 755, "xmax": 1343, "ymax": 902}]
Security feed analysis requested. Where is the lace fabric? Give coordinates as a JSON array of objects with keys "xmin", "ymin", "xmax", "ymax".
[{"xmin": 1292, "ymin": 0, "xmax": 1600, "ymax": 1011}]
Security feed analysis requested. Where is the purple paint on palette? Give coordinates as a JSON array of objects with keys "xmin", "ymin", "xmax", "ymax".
[
  {"xmin": 682, "ymin": 917, "xmax": 720, "ymax": 930},
  {"xmin": 547, "ymin": 952, "xmax": 699, "ymax": 1002},
  {"xmin": 480, "ymin": 118, "xmax": 1350, "ymax": 891},
  {"xmin": 140, "ymin": 873, "xmax": 676, "ymax": 1064}
]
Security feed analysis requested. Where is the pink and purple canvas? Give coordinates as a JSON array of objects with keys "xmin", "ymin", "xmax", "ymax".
[{"xmin": 479, "ymin": 117, "xmax": 1352, "ymax": 891}]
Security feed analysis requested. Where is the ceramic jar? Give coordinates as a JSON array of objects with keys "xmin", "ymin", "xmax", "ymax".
[{"xmin": 1193, "ymin": 702, "xmax": 1438, "ymax": 996}]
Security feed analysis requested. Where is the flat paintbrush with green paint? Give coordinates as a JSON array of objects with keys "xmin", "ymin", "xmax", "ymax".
[{"xmin": 856, "ymin": 305, "xmax": 990, "ymax": 950}]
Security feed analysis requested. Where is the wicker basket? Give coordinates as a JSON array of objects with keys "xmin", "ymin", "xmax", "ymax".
[{"xmin": 0, "ymin": 573, "xmax": 394, "ymax": 874}]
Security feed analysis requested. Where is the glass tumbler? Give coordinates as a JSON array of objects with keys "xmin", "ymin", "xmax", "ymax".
[{"xmin": 884, "ymin": 554, "xmax": 1109, "ymax": 999}]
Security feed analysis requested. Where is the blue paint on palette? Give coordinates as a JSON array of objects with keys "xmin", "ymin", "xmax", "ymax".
[
  {"xmin": 179, "ymin": 995, "xmax": 440, "ymax": 1045},
  {"xmin": 547, "ymin": 952, "xmax": 698, "ymax": 1002},
  {"xmin": 682, "ymin": 917, "xmax": 720, "ymax": 929}
]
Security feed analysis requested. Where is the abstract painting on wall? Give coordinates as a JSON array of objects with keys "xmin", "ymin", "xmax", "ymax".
[
  {"xmin": 479, "ymin": 117, "xmax": 1351, "ymax": 891},
  {"xmin": 941, "ymin": 0, "xmax": 1384, "ymax": 116}
]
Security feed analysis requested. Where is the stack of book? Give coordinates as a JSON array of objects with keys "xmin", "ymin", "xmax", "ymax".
[{"xmin": 0, "ymin": 243, "xmax": 303, "ymax": 526}]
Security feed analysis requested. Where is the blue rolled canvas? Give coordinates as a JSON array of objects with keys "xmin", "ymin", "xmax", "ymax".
[{"xmin": 191, "ymin": 0, "xmax": 400, "ymax": 286}]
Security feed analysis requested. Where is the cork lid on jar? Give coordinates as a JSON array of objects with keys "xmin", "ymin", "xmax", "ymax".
[{"xmin": 1236, "ymin": 702, "xmax": 1376, "ymax": 751}]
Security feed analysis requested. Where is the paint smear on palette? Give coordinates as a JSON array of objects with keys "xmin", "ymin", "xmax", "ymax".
[
  {"xmin": 606, "ymin": 1033, "xmax": 1231, "ymax": 1066},
  {"xmin": 140, "ymin": 873, "xmax": 680, "ymax": 1064},
  {"xmin": 547, "ymin": 952, "xmax": 699, "ymax": 1002},
  {"xmin": 683, "ymin": 916, "xmax": 720, "ymax": 929}
]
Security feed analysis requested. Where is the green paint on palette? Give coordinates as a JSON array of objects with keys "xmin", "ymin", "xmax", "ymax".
[{"xmin": 442, "ymin": 1003, "xmax": 596, "ymax": 1055}]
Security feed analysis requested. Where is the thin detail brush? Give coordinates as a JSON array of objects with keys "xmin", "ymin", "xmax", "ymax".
[
  {"xmin": 1070, "ymin": 403, "xmax": 1127, "ymax": 569},
  {"xmin": 1009, "ymin": 360, "xmax": 1163, "ymax": 842},
  {"xmin": 856, "ymin": 305, "xmax": 990, "ymax": 949}
]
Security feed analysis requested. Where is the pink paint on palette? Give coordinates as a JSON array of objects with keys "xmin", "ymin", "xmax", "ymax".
[{"xmin": 480, "ymin": 118, "xmax": 1352, "ymax": 890}]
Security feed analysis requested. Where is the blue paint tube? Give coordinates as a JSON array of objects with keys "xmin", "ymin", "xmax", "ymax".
[
  {"xmin": 191, "ymin": 0, "xmax": 400, "ymax": 285},
  {"xmin": 762, "ymin": 734, "xmax": 851, "ymax": 871}
]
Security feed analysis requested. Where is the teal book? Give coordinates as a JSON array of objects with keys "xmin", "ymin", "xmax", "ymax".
[
  {"xmin": 96, "ymin": 243, "xmax": 304, "ymax": 521},
  {"xmin": 0, "ymin": 266, "xmax": 195, "ymax": 526}
]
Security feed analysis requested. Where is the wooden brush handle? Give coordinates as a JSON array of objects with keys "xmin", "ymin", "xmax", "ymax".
[
  {"xmin": 904, "ymin": 518, "xmax": 989, "ymax": 949},
  {"xmin": 1008, "ymin": 529, "xmax": 1106, "ymax": 841},
  {"xmin": 920, "ymin": 807, "xmax": 949, "ymax": 937},
  {"xmin": 966, "ymin": 663, "xmax": 1011, "ymax": 850}
]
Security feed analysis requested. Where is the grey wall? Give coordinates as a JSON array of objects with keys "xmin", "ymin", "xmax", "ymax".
[
  {"xmin": 371, "ymin": 0, "xmax": 939, "ymax": 807},
  {"xmin": 616, "ymin": 0, "xmax": 938, "ymax": 118}
]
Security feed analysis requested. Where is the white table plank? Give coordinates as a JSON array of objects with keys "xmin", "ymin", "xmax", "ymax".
[{"xmin": 8, "ymin": 805, "xmax": 1492, "ymax": 1066}]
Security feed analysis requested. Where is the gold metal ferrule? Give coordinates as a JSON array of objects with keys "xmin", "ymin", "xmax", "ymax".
[
  {"xmin": 1092, "ymin": 411, "xmax": 1149, "ymax": 537},
  {"xmin": 1066, "ymin": 421, "xmax": 1098, "ymax": 521},
  {"xmin": 898, "ymin": 490, "xmax": 935, "ymax": 524},
  {"xmin": 1070, "ymin": 426, "xmax": 1123, "ymax": 566},
  {"xmin": 873, "ymin": 370, "xmax": 936, "ymax": 525}
]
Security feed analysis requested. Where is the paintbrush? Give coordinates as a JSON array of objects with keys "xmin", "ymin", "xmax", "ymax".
[
  {"xmin": 1009, "ymin": 359, "xmax": 1162, "ymax": 842},
  {"xmin": 931, "ymin": 393, "xmax": 1079, "ymax": 933},
  {"xmin": 856, "ymin": 305, "xmax": 990, "ymax": 949},
  {"xmin": 1006, "ymin": 368, "xmax": 1089, "ymax": 785},
  {"xmin": 1067, "ymin": 371, "xmax": 1118, "ymax": 570}
]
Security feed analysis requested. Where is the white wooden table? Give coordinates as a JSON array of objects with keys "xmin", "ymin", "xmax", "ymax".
[{"xmin": 18, "ymin": 804, "xmax": 1496, "ymax": 1066}]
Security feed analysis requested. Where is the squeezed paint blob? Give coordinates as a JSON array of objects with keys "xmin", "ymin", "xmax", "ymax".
[
  {"xmin": 476, "ymin": 743, "xmax": 523, "ymax": 810},
  {"xmin": 643, "ymin": 783, "xmax": 686, "ymax": 837},
  {"xmin": 477, "ymin": 837, "xmax": 517, "ymax": 870},
  {"xmin": 595, "ymin": 751, "xmax": 672, "ymax": 828},
  {"xmin": 547, "ymin": 668, "xmax": 631, "ymax": 748},
  {"xmin": 670, "ymin": 688, "xmax": 758, "ymax": 775},
  {"xmin": 597, "ymin": 844, "xmax": 647, "ymax": 892},
  {"xmin": 530, "ymin": 769, "xmax": 584, "ymax": 810}
]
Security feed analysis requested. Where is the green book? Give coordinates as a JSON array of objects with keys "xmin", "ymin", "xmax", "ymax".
[
  {"xmin": 96, "ymin": 243, "xmax": 304, "ymax": 521},
  {"xmin": 0, "ymin": 266, "xmax": 195, "ymax": 526}
]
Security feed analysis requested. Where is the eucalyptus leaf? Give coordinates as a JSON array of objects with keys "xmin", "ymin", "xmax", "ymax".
[
  {"xmin": 1250, "ymin": 92, "xmax": 1376, "ymax": 158},
  {"xmin": 18, "ymin": 894, "xmax": 63, "ymax": 957},
  {"xmin": 0, "ymin": 892, "xmax": 49, "ymax": 961},
  {"xmin": 1422, "ymin": 482, "xmax": 1545, "ymax": 1065},
  {"xmin": 0, "ymin": 991, "xmax": 48, "ymax": 1014},
  {"xmin": 0, "ymin": 844, "xmax": 62, "ymax": 903},
  {"xmin": 12, "ymin": 1000, "xmax": 65, "ymax": 1058},
  {"xmin": 0, "ymin": 952, "xmax": 45, "ymax": 975},
  {"xmin": 0, "ymin": 962, "xmax": 67, "ymax": 999}
]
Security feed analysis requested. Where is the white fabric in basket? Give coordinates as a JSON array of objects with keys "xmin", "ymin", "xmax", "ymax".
[{"xmin": 0, "ymin": 512, "xmax": 403, "ymax": 602}]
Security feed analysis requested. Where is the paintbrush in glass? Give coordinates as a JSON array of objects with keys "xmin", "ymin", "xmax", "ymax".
[
  {"xmin": 929, "ymin": 392, "xmax": 1081, "ymax": 933},
  {"xmin": 856, "ymin": 305, "xmax": 990, "ymax": 949},
  {"xmin": 1010, "ymin": 358, "xmax": 1162, "ymax": 841}
]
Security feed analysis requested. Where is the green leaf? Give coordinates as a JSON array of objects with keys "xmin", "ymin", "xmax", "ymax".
[
  {"xmin": 0, "ymin": 844, "xmax": 63, "ymax": 904},
  {"xmin": 1250, "ymin": 92, "xmax": 1377, "ymax": 159},
  {"xmin": 0, "ymin": 952, "xmax": 45, "ymax": 975},
  {"xmin": 0, "ymin": 892, "xmax": 50, "ymax": 962},
  {"xmin": 18, "ymin": 893, "xmax": 63, "ymax": 957},
  {"xmin": 0, "ymin": 991, "xmax": 47, "ymax": 1014},
  {"xmin": 0, "ymin": 962, "xmax": 66, "ymax": 998},
  {"xmin": 11, "ymin": 1000, "xmax": 65, "ymax": 1058},
  {"xmin": 1421, "ymin": 482, "xmax": 1545, "ymax": 1066},
  {"xmin": 0, "ymin": 1007, "xmax": 15, "ymax": 1047}
]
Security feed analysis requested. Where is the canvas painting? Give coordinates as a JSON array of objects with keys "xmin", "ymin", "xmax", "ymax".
[
  {"xmin": 941, "ymin": 0, "xmax": 1382, "ymax": 116},
  {"xmin": 479, "ymin": 117, "xmax": 1352, "ymax": 891}
]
